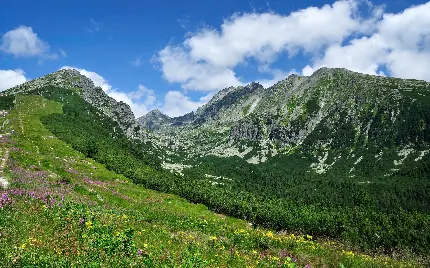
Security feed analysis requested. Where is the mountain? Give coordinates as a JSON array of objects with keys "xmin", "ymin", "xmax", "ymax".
[
  {"xmin": 137, "ymin": 109, "xmax": 171, "ymax": 131},
  {"xmin": 5, "ymin": 68, "xmax": 152, "ymax": 141},
  {"xmin": 1, "ymin": 67, "xmax": 429, "ymax": 266},
  {"xmin": 141, "ymin": 67, "xmax": 430, "ymax": 178}
]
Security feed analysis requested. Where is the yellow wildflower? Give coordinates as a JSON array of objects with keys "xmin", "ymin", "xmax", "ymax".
[{"xmin": 85, "ymin": 220, "xmax": 93, "ymax": 229}]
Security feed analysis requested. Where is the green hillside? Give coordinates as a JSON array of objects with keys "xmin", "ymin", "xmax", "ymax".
[{"xmin": 0, "ymin": 91, "xmax": 420, "ymax": 267}]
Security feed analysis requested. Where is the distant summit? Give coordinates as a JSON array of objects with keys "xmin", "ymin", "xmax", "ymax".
[{"xmin": 137, "ymin": 109, "xmax": 171, "ymax": 131}]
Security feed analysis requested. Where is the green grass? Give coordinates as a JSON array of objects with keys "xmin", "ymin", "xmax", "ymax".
[{"xmin": 0, "ymin": 94, "xmax": 420, "ymax": 267}]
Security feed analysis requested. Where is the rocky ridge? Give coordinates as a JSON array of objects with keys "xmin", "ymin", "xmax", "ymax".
[
  {"xmin": 4, "ymin": 69, "xmax": 152, "ymax": 141},
  {"xmin": 140, "ymin": 68, "xmax": 430, "ymax": 177}
]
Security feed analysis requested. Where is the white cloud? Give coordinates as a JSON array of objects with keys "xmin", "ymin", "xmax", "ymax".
[
  {"xmin": 158, "ymin": 0, "xmax": 430, "ymax": 95},
  {"xmin": 257, "ymin": 66, "xmax": 298, "ymax": 88},
  {"xmin": 161, "ymin": 91, "xmax": 213, "ymax": 117},
  {"xmin": 0, "ymin": 26, "xmax": 58, "ymax": 59},
  {"xmin": 185, "ymin": 1, "xmax": 366, "ymax": 67},
  {"xmin": 386, "ymin": 49, "xmax": 430, "ymax": 81},
  {"xmin": 0, "ymin": 69, "xmax": 27, "ymax": 91},
  {"xmin": 303, "ymin": 1, "xmax": 430, "ymax": 81},
  {"xmin": 157, "ymin": 0, "xmax": 381, "ymax": 92},
  {"xmin": 107, "ymin": 86, "xmax": 157, "ymax": 118},
  {"xmin": 158, "ymin": 46, "xmax": 243, "ymax": 91},
  {"xmin": 303, "ymin": 34, "xmax": 387, "ymax": 76}
]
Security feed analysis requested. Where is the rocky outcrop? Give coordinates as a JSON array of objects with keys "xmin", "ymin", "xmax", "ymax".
[
  {"xmin": 137, "ymin": 109, "xmax": 171, "ymax": 131},
  {"xmin": 230, "ymin": 117, "xmax": 263, "ymax": 141}
]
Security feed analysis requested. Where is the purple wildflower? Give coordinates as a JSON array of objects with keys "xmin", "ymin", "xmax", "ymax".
[
  {"xmin": 280, "ymin": 248, "xmax": 287, "ymax": 258},
  {"xmin": 0, "ymin": 192, "xmax": 11, "ymax": 208},
  {"xmin": 137, "ymin": 249, "xmax": 143, "ymax": 257},
  {"xmin": 84, "ymin": 178, "xmax": 106, "ymax": 187}
]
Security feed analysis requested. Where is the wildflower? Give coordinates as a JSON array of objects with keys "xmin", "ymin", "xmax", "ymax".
[
  {"xmin": 265, "ymin": 231, "xmax": 274, "ymax": 238},
  {"xmin": 0, "ymin": 192, "xmax": 11, "ymax": 208},
  {"xmin": 79, "ymin": 218, "xmax": 85, "ymax": 225},
  {"xmin": 137, "ymin": 249, "xmax": 143, "ymax": 257},
  {"xmin": 85, "ymin": 220, "xmax": 93, "ymax": 229},
  {"xmin": 143, "ymin": 243, "xmax": 148, "ymax": 249},
  {"xmin": 280, "ymin": 249, "xmax": 287, "ymax": 258},
  {"xmin": 305, "ymin": 264, "xmax": 311, "ymax": 268}
]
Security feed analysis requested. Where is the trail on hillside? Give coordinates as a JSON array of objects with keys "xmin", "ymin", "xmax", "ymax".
[{"xmin": 0, "ymin": 144, "xmax": 9, "ymax": 189}]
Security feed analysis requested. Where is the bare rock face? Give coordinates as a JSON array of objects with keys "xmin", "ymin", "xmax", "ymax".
[{"xmin": 137, "ymin": 109, "xmax": 171, "ymax": 131}]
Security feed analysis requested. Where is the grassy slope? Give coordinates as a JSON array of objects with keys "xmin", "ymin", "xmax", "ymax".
[{"xmin": 0, "ymin": 95, "xmax": 418, "ymax": 267}]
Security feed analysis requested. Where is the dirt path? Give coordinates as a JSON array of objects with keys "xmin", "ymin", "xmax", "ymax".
[{"xmin": 0, "ymin": 146, "xmax": 10, "ymax": 189}]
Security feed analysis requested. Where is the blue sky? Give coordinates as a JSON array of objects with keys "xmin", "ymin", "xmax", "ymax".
[{"xmin": 1, "ymin": 0, "xmax": 429, "ymax": 117}]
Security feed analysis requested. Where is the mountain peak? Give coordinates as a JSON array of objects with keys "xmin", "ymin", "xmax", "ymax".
[
  {"xmin": 4, "ymin": 68, "xmax": 96, "ymax": 96},
  {"xmin": 137, "ymin": 109, "xmax": 171, "ymax": 131},
  {"xmin": 3, "ymin": 68, "xmax": 154, "ymax": 141},
  {"xmin": 146, "ymin": 109, "xmax": 169, "ymax": 117}
]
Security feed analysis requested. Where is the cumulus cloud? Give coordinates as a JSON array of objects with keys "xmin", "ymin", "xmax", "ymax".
[
  {"xmin": 157, "ymin": 0, "xmax": 430, "ymax": 95},
  {"xmin": 156, "ymin": 0, "xmax": 382, "ymax": 91},
  {"xmin": 0, "ymin": 26, "xmax": 58, "ymax": 59},
  {"xmin": 107, "ymin": 85, "xmax": 157, "ymax": 117},
  {"xmin": 303, "ymin": 1, "xmax": 430, "ymax": 81},
  {"xmin": 257, "ymin": 67, "xmax": 298, "ymax": 88},
  {"xmin": 0, "ymin": 69, "xmax": 27, "ymax": 91},
  {"xmin": 185, "ymin": 1, "xmax": 365, "ymax": 67},
  {"xmin": 303, "ymin": 35, "xmax": 388, "ymax": 76},
  {"xmin": 161, "ymin": 91, "xmax": 213, "ymax": 117},
  {"xmin": 158, "ymin": 46, "xmax": 244, "ymax": 91}
]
